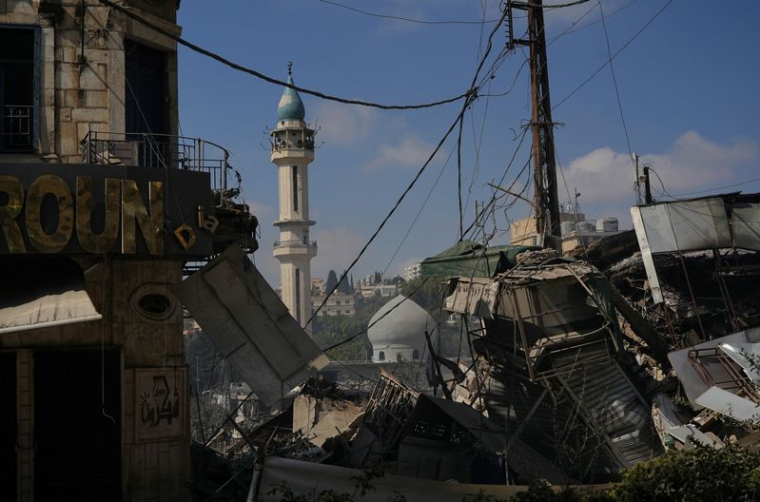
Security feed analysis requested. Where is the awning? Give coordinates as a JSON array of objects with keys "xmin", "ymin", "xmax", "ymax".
[
  {"xmin": 0, "ymin": 257, "xmax": 101, "ymax": 334},
  {"xmin": 173, "ymin": 244, "xmax": 329, "ymax": 408},
  {"xmin": 420, "ymin": 240, "xmax": 539, "ymax": 278}
]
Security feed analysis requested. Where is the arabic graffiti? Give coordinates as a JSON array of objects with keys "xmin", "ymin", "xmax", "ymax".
[
  {"xmin": 135, "ymin": 369, "xmax": 185, "ymax": 441},
  {"xmin": 140, "ymin": 375, "xmax": 180, "ymax": 427}
]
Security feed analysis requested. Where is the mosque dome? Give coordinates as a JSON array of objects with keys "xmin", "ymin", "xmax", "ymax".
[
  {"xmin": 277, "ymin": 75, "xmax": 306, "ymax": 122},
  {"xmin": 367, "ymin": 295, "xmax": 436, "ymax": 362}
]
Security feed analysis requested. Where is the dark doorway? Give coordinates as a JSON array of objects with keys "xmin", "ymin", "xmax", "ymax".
[
  {"xmin": 125, "ymin": 40, "xmax": 169, "ymax": 167},
  {"xmin": 34, "ymin": 350, "xmax": 121, "ymax": 502},
  {"xmin": 0, "ymin": 352, "xmax": 17, "ymax": 501}
]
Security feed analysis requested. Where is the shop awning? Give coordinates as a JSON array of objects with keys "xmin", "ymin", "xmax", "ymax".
[{"xmin": 0, "ymin": 257, "xmax": 101, "ymax": 334}]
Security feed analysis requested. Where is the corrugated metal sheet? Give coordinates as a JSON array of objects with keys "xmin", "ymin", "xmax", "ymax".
[{"xmin": 553, "ymin": 347, "xmax": 662, "ymax": 467}]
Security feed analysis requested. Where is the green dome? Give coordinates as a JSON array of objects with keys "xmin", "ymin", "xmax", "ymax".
[{"xmin": 277, "ymin": 75, "xmax": 306, "ymax": 121}]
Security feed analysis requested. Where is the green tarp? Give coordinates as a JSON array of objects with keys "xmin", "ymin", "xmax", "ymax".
[{"xmin": 420, "ymin": 240, "xmax": 540, "ymax": 278}]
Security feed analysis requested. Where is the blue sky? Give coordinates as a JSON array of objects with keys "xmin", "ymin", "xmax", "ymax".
[{"xmin": 177, "ymin": 0, "xmax": 760, "ymax": 287}]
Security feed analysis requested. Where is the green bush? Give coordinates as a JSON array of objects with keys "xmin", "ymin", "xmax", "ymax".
[{"xmin": 613, "ymin": 444, "xmax": 760, "ymax": 502}]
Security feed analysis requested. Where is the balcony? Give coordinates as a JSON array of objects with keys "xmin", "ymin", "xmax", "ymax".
[
  {"xmin": 81, "ymin": 131, "xmax": 234, "ymax": 191},
  {"xmin": 1, "ymin": 105, "xmax": 34, "ymax": 152},
  {"xmin": 273, "ymin": 239, "xmax": 317, "ymax": 257},
  {"xmin": 270, "ymin": 127, "xmax": 315, "ymax": 153}
]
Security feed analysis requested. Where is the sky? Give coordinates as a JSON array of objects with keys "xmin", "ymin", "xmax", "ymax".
[{"xmin": 176, "ymin": 0, "xmax": 760, "ymax": 287}]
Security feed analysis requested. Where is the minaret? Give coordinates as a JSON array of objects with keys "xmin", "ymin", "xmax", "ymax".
[{"xmin": 271, "ymin": 65, "xmax": 317, "ymax": 332}]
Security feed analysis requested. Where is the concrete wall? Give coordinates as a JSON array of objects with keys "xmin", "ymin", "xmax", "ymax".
[{"xmin": 0, "ymin": 0, "xmax": 180, "ymax": 163}]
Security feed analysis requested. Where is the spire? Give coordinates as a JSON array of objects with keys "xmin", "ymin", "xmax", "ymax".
[{"xmin": 277, "ymin": 63, "xmax": 306, "ymax": 122}]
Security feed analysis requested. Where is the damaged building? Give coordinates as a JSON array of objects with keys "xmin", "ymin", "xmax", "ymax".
[{"xmin": 0, "ymin": 1, "xmax": 257, "ymax": 500}]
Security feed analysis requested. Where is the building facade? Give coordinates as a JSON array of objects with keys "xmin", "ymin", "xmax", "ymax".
[
  {"xmin": 270, "ymin": 71, "xmax": 317, "ymax": 332},
  {"xmin": 403, "ymin": 262, "xmax": 422, "ymax": 281},
  {"xmin": 509, "ymin": 212, "xmax": 622, "ymax": 252},
  {"xmin": 0, "ymin": 2, "xmax": 252, "ymax": 500},
  {"xmin": 311, "ymin": 292, "xmax": 356, "ymax": 317}
]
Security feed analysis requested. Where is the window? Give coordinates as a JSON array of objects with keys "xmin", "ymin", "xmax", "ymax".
[
  {"xmin": 378, "ymin": 351, "xmax": 385, "ymax": 361},
  {"xmin": 412, "ymin": 350, "xmax": 420, "ymax": 360},
  {"xmin": 125, "ymin": 40, "xmax": 167, "ymax": 136},
  {"xmin": 294, "ymin": 267, "xmax": 301, "ymax": 324},
  {"xmin": 0, "ymin": 25, "xmax": 39, "ymax": 152},
  {"xmin": 292, "ymin": 165, "xmax": 299, "ymax": 212}
]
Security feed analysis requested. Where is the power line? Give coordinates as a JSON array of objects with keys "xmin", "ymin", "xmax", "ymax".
[
  {"xmin": 381, "ymin": 145, "xmax": 458, "ymax": 278},
  {"xmin": 553, "ymin": 0, "xmax": 674, "ymax": 110},
  {"xmin": 670, "ymin": 176, "xmax": 760, "ymax": 198},
  {"xmin": 307, "ymin": 7, "xmax": 511, "ymax": 324},
  {"xmin": 98, "ymin": 0, "xmax": 473, "ymax": 111},
  {"xmin": 598, "ymin": 0, "xmax": 635, "ymax": 163},
  {"xmin": 547, "ymin": 0, "xmax": 640, "ymax": 45},
  {"xmin": 320, "ymin": 277, "xmax": 432, "ymax": 352},
  {"xmin": 318, "ymin": 0, "xmax": 505, "ymax": 25}
]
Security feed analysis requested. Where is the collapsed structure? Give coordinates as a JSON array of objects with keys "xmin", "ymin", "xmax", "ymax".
[{"xmin": 236, "ymin": 191, "xmax": 760, "ymax": 500}]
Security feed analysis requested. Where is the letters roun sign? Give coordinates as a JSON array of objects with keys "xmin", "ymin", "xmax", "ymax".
[{"xmin": 0, "ymin": 164, "xmax": 213, "ymax": 256}]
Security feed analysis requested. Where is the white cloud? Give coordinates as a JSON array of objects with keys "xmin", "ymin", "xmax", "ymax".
[
  {"xmin": 247, "ymin": 200, "xmax": 274, "ymax": 219},
  {"xmin": 362, "ymin": 134, "xmax": 435, "ymax": 172},
  {"xmin": 312, "ymin": 227, "xmax": 365, "ymax": 278},
  {"xmin": 311, "ymin": 101, "xmax": 379, "ymax": 146},
  {"xmin": 564, "ymin": 131, "xmax": 758, "ymax": 205}
]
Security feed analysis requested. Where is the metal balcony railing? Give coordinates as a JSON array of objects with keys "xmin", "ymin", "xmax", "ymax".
[
  {"xmin": 81, "ymin": 131, "xmax": 233, "ymax": 191},
  {"xmin": 1, "ymin": 105, "xmax": 34, "ymax": 152},
  {"xmin": 273, "ymin": 239, "xmax": 317, "ymax": 253},
  {"xmin": 270, "ymin": 129, "xmax": 315, "ymax": 153}
]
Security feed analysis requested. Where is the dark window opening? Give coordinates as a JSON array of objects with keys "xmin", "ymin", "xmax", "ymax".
[
  {"xmin": 137, "ymin": 293, "xmax": 172, "ymax": 318},
  {"xmin": 292, "ymin": 165, "xmax": 299, "ymax": 212},
  {"xmin": 378, "ymin": 351, "xmax": 385, "ymax": 361},
  {"xmin": 412, "ymin": 349, "xmax": 420, "ymax": 360},
  {"xmin": 0, "ymin": 25, "xmax": 39, "ymax": 152},
  {"xmin": 125, "ymin": 40, "xmax": 169, "ymax": 167},
  {"xmin": 295, "ymin": 267, "xmax": 301, "ymax": 324}
]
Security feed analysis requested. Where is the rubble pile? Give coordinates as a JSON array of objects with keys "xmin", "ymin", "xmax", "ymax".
[{"xmin": 196, "ymin": 194, "xmax": 760, "ymax": 499}]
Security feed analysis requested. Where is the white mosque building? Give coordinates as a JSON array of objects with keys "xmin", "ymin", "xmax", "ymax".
[
  {"xmin": 270, "ymin": 67, "xmax": 317, "ymax": 332},
  {"xmin": 367, "ymin": 295, "xmax": 437, "ymax": 362}
]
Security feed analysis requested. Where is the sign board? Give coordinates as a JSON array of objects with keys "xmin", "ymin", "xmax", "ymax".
[{"xmin": 0, "ymin": 163, "xmax": 213, "ymax": 256}]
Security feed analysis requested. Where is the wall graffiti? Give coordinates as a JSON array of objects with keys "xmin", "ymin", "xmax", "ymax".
[{"xmin": 135, "ymin": 368, "xmax": 186, "ymax": 441}]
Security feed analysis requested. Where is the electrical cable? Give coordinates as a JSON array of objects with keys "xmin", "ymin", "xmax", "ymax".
[
  {"xmin": 320, "ymin": 277, "xmax": 432, "ymax": 352},
  {"xmin": 317, "ymin": 0, "xmax": 506, "ymax": 25},
  {"xmin": 553, "ymin": 0, "xmax": 674, "ymax": 110},
  {"xmin": 598, "ymin": 0, "xmax": 635, "ymax": 167},
  {"xmin": 548, "ymin": 0, "xmax": 640, "ymax": 44},
  {"xmin": 98, "ymin": 0, "xmax": 474, "ymax": 111},
  {"xmin": 670, "ymin": 176, "xmax": 760, "ymax": 198},
  {"xmin": 381, "ymin": 145, "xmax": 458, "ymax": 278},
  {"xmin": 307, "ymin": 6, "xmax": 511, "ymax": 325}
]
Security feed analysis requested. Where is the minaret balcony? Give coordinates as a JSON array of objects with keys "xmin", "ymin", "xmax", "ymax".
[{"xmin": 273, "ymin": 239, "xmax": 317, "ymax": 257}]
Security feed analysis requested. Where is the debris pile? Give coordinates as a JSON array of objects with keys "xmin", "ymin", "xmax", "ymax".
[{"xmin": 185, "ymin": 194, "xmax": 760, "ymax": 499}]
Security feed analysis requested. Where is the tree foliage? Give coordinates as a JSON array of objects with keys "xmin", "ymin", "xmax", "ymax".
[
  {"xmin": 612, "ymin": 444, "xmax": 760, "ymax": 502},
  {"xmin": 325, "ymin": 270, "xmax": 339, "ymax": 292},
  {"xmin": 311, "ymin": 294, "xmax": 390, "ymax": 360}
]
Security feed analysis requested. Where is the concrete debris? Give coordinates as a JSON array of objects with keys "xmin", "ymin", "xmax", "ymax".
[{"xmin": 203, "ymin": 193, "xmax": 760, "ymax": 496}]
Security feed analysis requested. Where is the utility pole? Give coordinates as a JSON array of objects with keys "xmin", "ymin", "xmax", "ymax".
[{"xmin": 507, "ymin": 0, "xmax": 561, "ymax": 249}]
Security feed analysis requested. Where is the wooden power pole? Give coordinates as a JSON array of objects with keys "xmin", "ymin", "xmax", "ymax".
[{"xmin": 507, "ymin": 0, "xmax": 561, "ymax": 248}]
